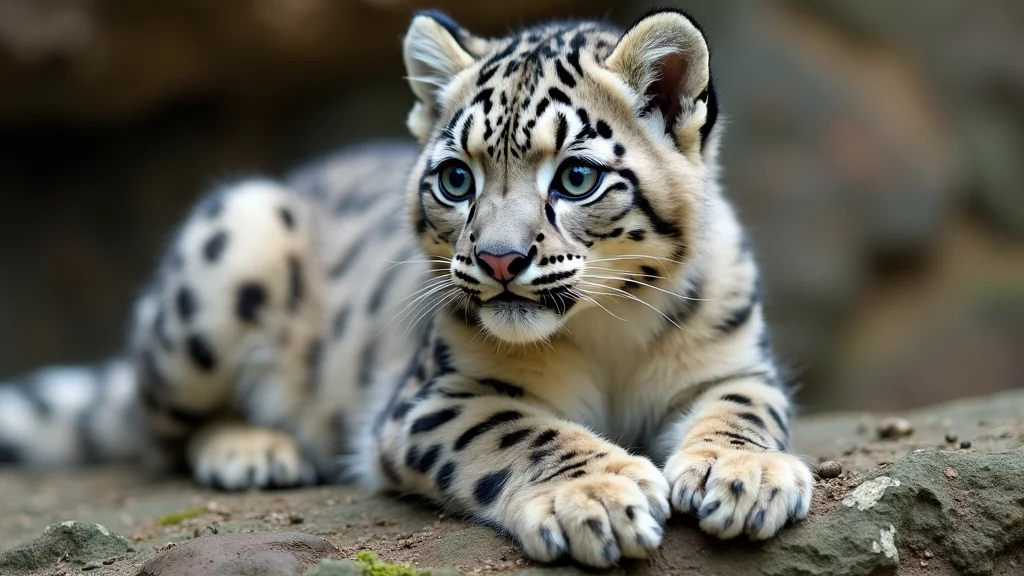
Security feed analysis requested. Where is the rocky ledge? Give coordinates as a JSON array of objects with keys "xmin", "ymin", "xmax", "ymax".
[{"xmin": 1, "ymin": 390, "xmax": 1022, "ymax": 576}]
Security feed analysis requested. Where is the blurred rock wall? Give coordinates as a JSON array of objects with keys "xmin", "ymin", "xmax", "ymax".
[{"xmin": 0, "ymin": 0, "xmax": 1020, "ymax": 411}]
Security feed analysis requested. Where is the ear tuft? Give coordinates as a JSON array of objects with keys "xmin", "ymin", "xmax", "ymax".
[
  {"xmin": 606, "ymin": 10, "xmax": 716, "ymax": 151},
  {"xmin": 403, "ymin": 12, "xmax": 479, "ymax": 142}
]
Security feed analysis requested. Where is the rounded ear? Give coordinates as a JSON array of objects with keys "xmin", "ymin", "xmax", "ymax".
[
  {"xmin": 605, "ymin": 10, "xmax": 717, "ymax": 152},
  {"xmin": 403, "ymin": 11, "xmax": 481, "ymax": 142}
]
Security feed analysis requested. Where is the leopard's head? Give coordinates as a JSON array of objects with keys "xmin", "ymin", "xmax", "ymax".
[{"xmin": 403, "ymin": 9, "xmax": 720, "ymax": 344}]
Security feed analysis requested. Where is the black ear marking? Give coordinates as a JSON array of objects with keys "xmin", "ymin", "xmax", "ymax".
[
  {"xmin": 698, "ymin": 77, "xmax": 719, "ymax": 150},
  {"xmin": 414, "ymin": 9, "xmax": 467, "ymax": 48}
]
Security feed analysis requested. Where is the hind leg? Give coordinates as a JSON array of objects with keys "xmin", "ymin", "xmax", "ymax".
[{"xmin": 129, "ymin": 179, "xmax": 326, "ymax": 489}]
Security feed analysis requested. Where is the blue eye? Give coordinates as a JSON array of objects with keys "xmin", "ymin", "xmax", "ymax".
[
  {"xmin": 438, "ymin": 161, "xmax": 474, "ymax": 200},
  {"xmin": 553, "ymin": 162, "xmax": 603, "ymax": 199}
]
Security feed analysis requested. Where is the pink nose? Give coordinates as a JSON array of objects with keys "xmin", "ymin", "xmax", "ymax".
[{"xmin": 476, "ymin": 251, "xmax": 528, "ymax": 282}]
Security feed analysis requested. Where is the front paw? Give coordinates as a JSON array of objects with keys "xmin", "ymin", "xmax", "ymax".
[
  {"xmin": 515, "ymin": 455, "xmax": 670, "ymax": 568},
  {"xmin": 663, "ymin": 445, "xmax": 812, "ymax": 540},
  {"xmin": 192, "ymin": 426, "xmax": 317, "ymax": 490}
]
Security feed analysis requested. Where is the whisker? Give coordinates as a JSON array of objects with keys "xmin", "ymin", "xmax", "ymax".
[
  {"xmin": 580, "ymin": 273, "xmax": 695, "ymax": 301},
  {"xmin": 578, "ymin": 281, "xmax": 681, "ymax": 330},
  {"xmin": 568, "ymin": 288, "xmax": 627, "ymax": 322},
  {"xmin": 585, "ymin": 254, "xmax": 686, "ymax": 266},
  {"xmin": 383, "ymin": 257, "xmax": 452, "ymax": 272},
  {"xmin": 381, "ymin": 285, "xmax": 453, "ymax": 338},
  {"xmin": 386, "ymin": 276, "xmax": 454, "ymax": 309},
  {"xmin": 404, "ymin": 289, "xmax": 462, "ymax": 340}
]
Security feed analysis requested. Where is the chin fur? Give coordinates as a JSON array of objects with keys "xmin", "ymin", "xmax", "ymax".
[{"xmin": 477, "ymin": 304, "xmax": 564, "ymax": 344}]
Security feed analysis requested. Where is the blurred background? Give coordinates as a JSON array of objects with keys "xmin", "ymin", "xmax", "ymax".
[{"xmin": 0, "ymin": 0, "xmax": 1020, "ymax": 413}]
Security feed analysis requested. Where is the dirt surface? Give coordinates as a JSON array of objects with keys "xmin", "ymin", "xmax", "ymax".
[{"xmin": 1, "ymin": 390, "xmax": 1022, "ymax": 576}]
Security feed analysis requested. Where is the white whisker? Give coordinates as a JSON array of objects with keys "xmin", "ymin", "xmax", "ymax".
[{"xmin": 578, "ymin": 281, "xmax": 681, "ymax": 330}]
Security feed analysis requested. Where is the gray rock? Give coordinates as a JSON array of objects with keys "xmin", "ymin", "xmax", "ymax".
[
  {"xmin": 761, "ymin": 448, "xmax": 1024, "ymax": 575},
  {"xmin": 138, "ymin": 531, "xmax": 337, "ymax": 576},
  {"xmin": 0, "ymin": 520, "xmax": 134, "ymax": 572}
]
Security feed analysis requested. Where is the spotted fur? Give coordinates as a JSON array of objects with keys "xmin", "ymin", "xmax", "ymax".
[{"xmin": 0, "ymin": 10, "xmax": 813, "ymax": 567}]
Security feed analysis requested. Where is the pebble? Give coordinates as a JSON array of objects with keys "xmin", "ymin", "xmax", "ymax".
[
  {"xmin": 817, "ymin": 460, "xmax": 843, "ymax": 478},
  {"xmin": 924, "ymin": 550, "xmax": 934, "ymax": 559},
  {"xmin": 877, "ymin": 417, "xmax": 914, "ymax": 439},
  {"xmin": 945, "ymin": 432, "xmax": 958, "ymax": 443},
  {"xmin": 943, "ymin": 467, "xmax": 958, "ymax": 479},
  {"xmin": 960, "ymin": 440, "xmax": 972, "ymax": 449},
  {"xmin": 288, "ymin": 512, "xmax": 304, "ymax": 525}
]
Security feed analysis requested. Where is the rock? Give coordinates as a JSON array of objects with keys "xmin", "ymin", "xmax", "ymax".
[
  {"xmin": 877, "ymin": 417, "xmax": 914, "ymax": 439},
  {"xmin": 303, "ymin": 559, "xmax": 363, "ymax": 576},
  {"xmin": 817, "ymin": 460, "xmax": 843, "ymax": 478},
  {"xmin": 0, "ymin": 521, "xmax": 134, "ymax": 573},
  {"xmin": 760, "ymin": 448, "xmax": 1024, "ymax": 576},
  {"xmin": 138, "ymin": 531, "xmax": 337, "ymax": 576}
]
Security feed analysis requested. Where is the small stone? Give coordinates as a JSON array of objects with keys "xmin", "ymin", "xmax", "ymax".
[
  {"xmin": 817, "ymin": 460, "xmax": 843, "ymax": 479},
  {"xmin": 945, "ymin": 432, "xmax": 958, "ymax": 443},
  {"xmin": 924, "ymin": 550, "xmax": 934, "ymax": 559},
  {"xmin": 878, "ymin": 417, "xmax": 914, "ymax": 439},
  {"xmin": 944, "ymin": 467, "xmax": 959, "ymax": 479},
  {"xmin": 288, "ymin": 512, "xmax": 304, "ymax": 525},
  {"xmin": 920, "ymin": 560, "xmax": 929, "ymax": 567},
  {"xmin": 960, "ymin": 440, "xmax": 972, "ymax": 449}
]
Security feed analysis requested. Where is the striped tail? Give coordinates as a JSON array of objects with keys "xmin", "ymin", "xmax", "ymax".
[{"xmin": 0, "ymin": 358, "xmax": 144, "ymax": 466}]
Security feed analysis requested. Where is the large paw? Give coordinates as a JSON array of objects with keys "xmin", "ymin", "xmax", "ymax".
[
  {"xmin": 664, "ymin": 446, "xmax": 812, "ymax": 540},
  {"xmin": 516, "ymin": 455, "xmax": 670, "ymax": 568},
  {"xmin": 192, "ymin": 426, "xmax": 317, "ymax": 490}
]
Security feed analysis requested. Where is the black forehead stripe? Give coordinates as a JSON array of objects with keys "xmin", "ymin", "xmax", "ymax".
[
  {"xmin": 548, "ymin": 87, "xmax": 571, "ymax": 106},
  {"xmin": 442, "ymin": 107, "xmax": 466, "ymax": 139},
  {"xmin": 471, "ymin": 88, "xmax": 494, "ymax": 114},
  {"xmin": 503, "ymin": 60, "xmax": 521, "ymax": 78},
  {"xmin": 481, "ymin": 36, "xmax": 521, "ymax": 72},
  {"xmin": 554, "ymin": 113, "xmax": 568, "ymax": 151},
  {"xmin": 477, "ymin": 66, "xmax": 498, "ymax": 86},
  {"xmin": 554, "ymin": 59, "xmax": 576, "ymax": 88},
  {"xmin": 459, "ymin": 114, "xmax": 474, "ymax": 153},
  {"xmin": 575, "ymin": 107, "xmax": 590, "ymax": 127},
  {"xmin": 566, "ymin": 33, "xmax": 585, "ymax": 75},
  {"xmin": 535, "ymin": 98, "xmax": 550, "ymax": 118}
]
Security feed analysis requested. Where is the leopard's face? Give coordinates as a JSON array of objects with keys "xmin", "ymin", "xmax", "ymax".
[{"xmin": 404, "ymin": 11, "xmax": 718, "ymax": 344}]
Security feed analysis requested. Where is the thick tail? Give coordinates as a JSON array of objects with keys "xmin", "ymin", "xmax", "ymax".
[{"xmin": 0, "ymin": 358, "xmax": 144, "ymax": 466}]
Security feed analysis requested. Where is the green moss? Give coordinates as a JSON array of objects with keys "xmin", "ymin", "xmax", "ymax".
[
  {"xmin": 156, "ymin": 506, "xmax": 205, "ymax": 526},
  {"xmin": 353, "ymin": 551, "xmax": 431, "ymax": 576}
]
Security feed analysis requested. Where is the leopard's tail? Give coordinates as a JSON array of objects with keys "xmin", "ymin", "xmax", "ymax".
[{"xmin": 0, "ymin": 358, "xmax": 144, "ymax": 466}]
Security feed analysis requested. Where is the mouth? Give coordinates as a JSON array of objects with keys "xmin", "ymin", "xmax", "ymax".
[
  {"xmin": 481, "ymin": 290, "xmax": 543, "ymax": 314},
  {"xmin": 478, "ymin": 286, "xmax": 577, "ymax": 316}
]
